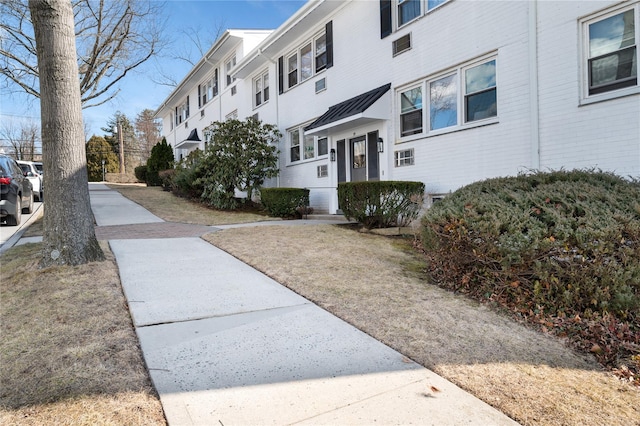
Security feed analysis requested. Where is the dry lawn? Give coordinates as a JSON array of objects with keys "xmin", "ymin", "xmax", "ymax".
[
  {"xmin": 203, "ymin": 225, "xmax": 640, "ymax": 426},
  {"xmin": 107, "ymin": 184, "xmax": 276, "ymax": 225},
  {"xmin": 111, "ymin": 185, "xmax": 640, "ymax": 425},
  {"xmin": 0, "ymin": 242, "xmax": 165, "ymax": 425}
]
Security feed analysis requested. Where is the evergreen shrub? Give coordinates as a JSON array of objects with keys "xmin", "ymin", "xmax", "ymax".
[
  {"xmin": 420, "ymin": 170, "xmax": 640, "ymax": 379},
  {"xmin": 338, "ymin": 181, "xmax": 425, "ymax": 228},
  {"xmin": 134, "ymin": 165, "xmax": 147, "ymax": 183},
  {"xmin": 146, "ymin": 138, "xmax": 174, "ymax": 186},
  {"xmin": 171, "ymin": 150, "xmax": 204, "ymax": 199},
  {"xmin": 260, "ymin": 188, "xmax": 309, "ymax": 218}
]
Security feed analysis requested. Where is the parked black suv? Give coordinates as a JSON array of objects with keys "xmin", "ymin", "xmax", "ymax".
[{"xmin": 0, "ymin": 154, "xmax": 34, "ymax": 226}]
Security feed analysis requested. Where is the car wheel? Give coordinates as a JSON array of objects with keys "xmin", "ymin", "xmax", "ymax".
[
  {"xmin": 23, "ymin": 193, "xmax": 34, "ymax": 214},
  {"xmin": 6, "ymin": 197, "xmax": 21, "ymax": 226},
  {"xmin": 39, "ymin": 191, "xmax": 43, "ymax": 202}
]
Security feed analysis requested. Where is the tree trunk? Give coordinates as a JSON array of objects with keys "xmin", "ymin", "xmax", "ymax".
[{"xmin": 29, "ymin": 0, "xmax": 104, "ymax": 266}]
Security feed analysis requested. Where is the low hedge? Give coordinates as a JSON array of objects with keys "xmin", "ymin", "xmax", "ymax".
[
  {"xmin": 338, "ymin": 181, "xmax": 425, "ymax": 228},
  {"xmin": 260, "ymin": 187, "xmax": 309, "ymax": 218}
]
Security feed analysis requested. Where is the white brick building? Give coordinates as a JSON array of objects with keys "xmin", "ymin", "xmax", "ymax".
[{"xmin": 156, "ymin": 0, "xmax": 640, "ymax": 214}]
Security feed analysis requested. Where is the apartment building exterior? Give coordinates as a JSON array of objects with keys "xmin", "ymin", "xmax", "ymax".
[{"xmin": 156, "ymin": 0, "xmax": 640, "ymax": 214}]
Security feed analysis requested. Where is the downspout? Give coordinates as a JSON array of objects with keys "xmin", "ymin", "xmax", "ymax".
[
  {"xmin": 258, "ymin": 47, "xmax": 281, "ymax": 188},
  {"xmin": 529, "ymin": 0, "xmax": 541, "ymax": 170}
]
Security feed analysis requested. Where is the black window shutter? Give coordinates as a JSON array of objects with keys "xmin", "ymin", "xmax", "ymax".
[
  {"xmin": 197, "ymin": 85, "xmax": 201, "ymax": 108},
  {"xmin": 326, "ymin": 21, "xmax": 333, "ymax": 69},
  {"xmin": 186, "ymin": 95, "xmax": 189, "ymax": 117},
  {"xmin": 380, "ymin": 0, "xmax": 392, "ymax": 39},
  {"xmin": 278, "ymin": 56, "xmax": 284, "ymax": 94}
]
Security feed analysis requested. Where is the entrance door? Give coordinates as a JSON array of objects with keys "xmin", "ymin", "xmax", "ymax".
[{"xmin": 350, "ymin": 136, "xmax": 367, "ymax": 182}]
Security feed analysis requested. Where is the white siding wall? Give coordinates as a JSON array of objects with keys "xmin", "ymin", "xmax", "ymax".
[
  {"xmin": 385, "ymin": 0, "xmax": 534, "ymax": 195},
  {"xmin": 537, "ymin": 1, "xmax": 640, "ymax": 177},
  {"xmin": 158, "ymin": 0, "xmax": 639, "ymax": 214}
]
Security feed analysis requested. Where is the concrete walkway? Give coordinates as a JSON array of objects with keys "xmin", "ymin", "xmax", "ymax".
[{"xmin": 90, "ymin": 183, "xmax": 518, "ymax": 425}]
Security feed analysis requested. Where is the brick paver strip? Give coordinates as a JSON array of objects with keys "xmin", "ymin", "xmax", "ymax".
[{"xmin": 95, "ymin": 222, "xmax": 216, "ymax": 240}]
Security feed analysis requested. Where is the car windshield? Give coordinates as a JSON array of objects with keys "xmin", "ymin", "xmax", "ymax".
[
  {"xmin": 34, "ymin": 164, "xmax": 43, "ymax": 173},
  {"xmin": 19, "ymin": 164, "xmax": 29, "ymax": 174}
]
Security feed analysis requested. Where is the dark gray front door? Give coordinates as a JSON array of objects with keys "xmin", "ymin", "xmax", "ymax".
[
  {"xmin": 350, "ymin": 136, "xmax": 367, "ymax": 182},
  {"xmin": 337, "ymin": 139, "xmax": 346, "ymax": 183}
]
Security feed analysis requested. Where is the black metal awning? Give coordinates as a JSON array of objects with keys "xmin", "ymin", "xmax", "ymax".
[
  {"xmin": 186, "ymin": 128, "xmax": 201, "ymax": 141},
  {"xmin": 175, "ymin": 128, "xmax": 202, "ymax": 150},
  {"xmin": 305, "ymin": 83, "xmax": 391, "ymax": 133}
]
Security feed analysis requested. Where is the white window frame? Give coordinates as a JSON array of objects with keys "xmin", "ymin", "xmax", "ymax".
[
  {"xmin": 399, "ymin": 85, "xmax": 423, "ymax": 137},
  {"xmin": 225, "ymin": 54, "xmax": 237, "ymax": 87},
  {"xmin": 394, "ymin": 148, "xmax": 415, "ymax": 167},
  {"xmin": 289, "ymin": 128, "xmax": 301, "ymax": 163},
  {"xmin": 225, "ymin": 110, "xmax": 238, "ymax": 121},
  {"xmin": 285, "ymin": 29, "xmax": 328, "ymax": 91},
  {"xmin": 287, "ymin": 124, "xmax": 329, "ymax": 164},
  {"xmin": 580, "ymin": 1, "xmax": 639, "ymax": 105},
  {"xmin": 395, "ymin": 0, "xmax": 450, "ymax": 30},
  {"xmin": 254, "ymin": 70, "xmax": 269, "ymax": 108},
  {"xmin": 175, "ymin": 97, "xmax": 189, "ymax": 126},
  {"xmin": 397, "ymin": 0, "xmax": 421, "ymax": 28},
  {"xmin": 198, "ymin": 69, "xmax": 219, "ymax": 109},
  {"xmin": 315, "ymin": 32, "xmax": 328, "ymax": 72},
  {"xmin": 463, "ymin": 58, "xmax": 497, "ymax": 123},
  {"xmin": 397, "ymin": 53, "xmax": 498, "ymax": 141}
]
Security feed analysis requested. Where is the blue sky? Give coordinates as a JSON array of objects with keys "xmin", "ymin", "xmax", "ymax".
[{"xmin": 1, "ymin": 0, "xmax": 306, "ymax": 137}]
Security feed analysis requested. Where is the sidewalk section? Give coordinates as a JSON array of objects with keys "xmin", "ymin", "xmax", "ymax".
[
  {"xmin": 89, "ymin": 182, "xmax": 163, "ymax": 226},
  {"xmin": 93, "ymin": 184, "xmax": 519, "ymax": 425}
]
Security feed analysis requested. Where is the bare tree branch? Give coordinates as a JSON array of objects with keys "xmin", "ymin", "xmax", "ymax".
[
  {"xmin": 150, "ymin": 17, "xmax": 226, "ymax": 88},
  {"xmin": 0, "ymin": 0, "xmax": 167, "ymax": 109}
]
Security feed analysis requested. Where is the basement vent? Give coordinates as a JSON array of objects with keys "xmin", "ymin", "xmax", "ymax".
[
  {"xmin": 315, "ymin": 78, "xmax": 326, "ymax": 93},
  {"xmin": 393, "ymin": 33, "xmax": 411, "ymax": 56},
  {"xmin": 394, "ymin": 148, "xmax": 414, "ymax": 167},
  {"xmin": 317, "ymin": 164, "xmax": 328, "ymax": 178}
]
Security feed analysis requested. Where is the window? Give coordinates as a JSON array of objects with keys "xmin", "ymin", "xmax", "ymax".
[
  {"xmin": 175, "ymin": 97, "xmax": 189, "ymax": 126},
  {"xmin": 198, "ymin": 70, "xmax": 219, "ymax": 108},
  {"xmin": 254, "ymin": 71, "xmax": 269, "ymax": 107},
  {"xmin": 303, "ymin": 133, "xmax": 315, "ymax": 159},
  {"xmin": 584, "ymin": 4, "xmax": 638, "ymax": 97},
  {"xmin": 282, "ymin": 25, "xmax": 332, "ymax": 91},
  {"xmin": 398, "ymin": 0, "xmax": 420, "ymax": 27},
  {"xmin": 397, "ymin": 55, "xmax": 497, "ymax": 139},
  {"xmin": 428, "ymin": 0, "xmax": 447, "ymax": 11},
  {"xmin": 225, "ymin": 55, "xmax": 236, "ymax": 87},
  {"xmin": 400, "ymin": 87, "xmax": 423, "ymax": 136},
  {"xmin": 464, "ymin": 60, "xmax": 497, "ymax": 122},
  {"xmin": 315, "ymin": 33, "xmax": 327, "ymax": 72},
  {"xmin": 301, "ymin": 43, "xmax": 313, "ymax": 81},
  {"xmin": 382, "ymin": 1, "xmax": 449, "ymax": 38},
  {"xmin": 395, "ymin": 148, "xmax": 414, "ymax": 166},
  {"xmin": 430, "ymin": 74, "xmax": 457, "ymax": 130},
  {"xmin": 318, "ymin": 137, "xmax": 328, "ymax": 156},
  {"xmin": 288, "ymin": 126, "xmax": 328, "ymax": 163},
  {"xmin": 288, "ymin": 53, "xmax": 298, "ymax": 88},
  {"xmin": 290, "ymin": 129, "xmax": 300, "ymax": 162}
]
